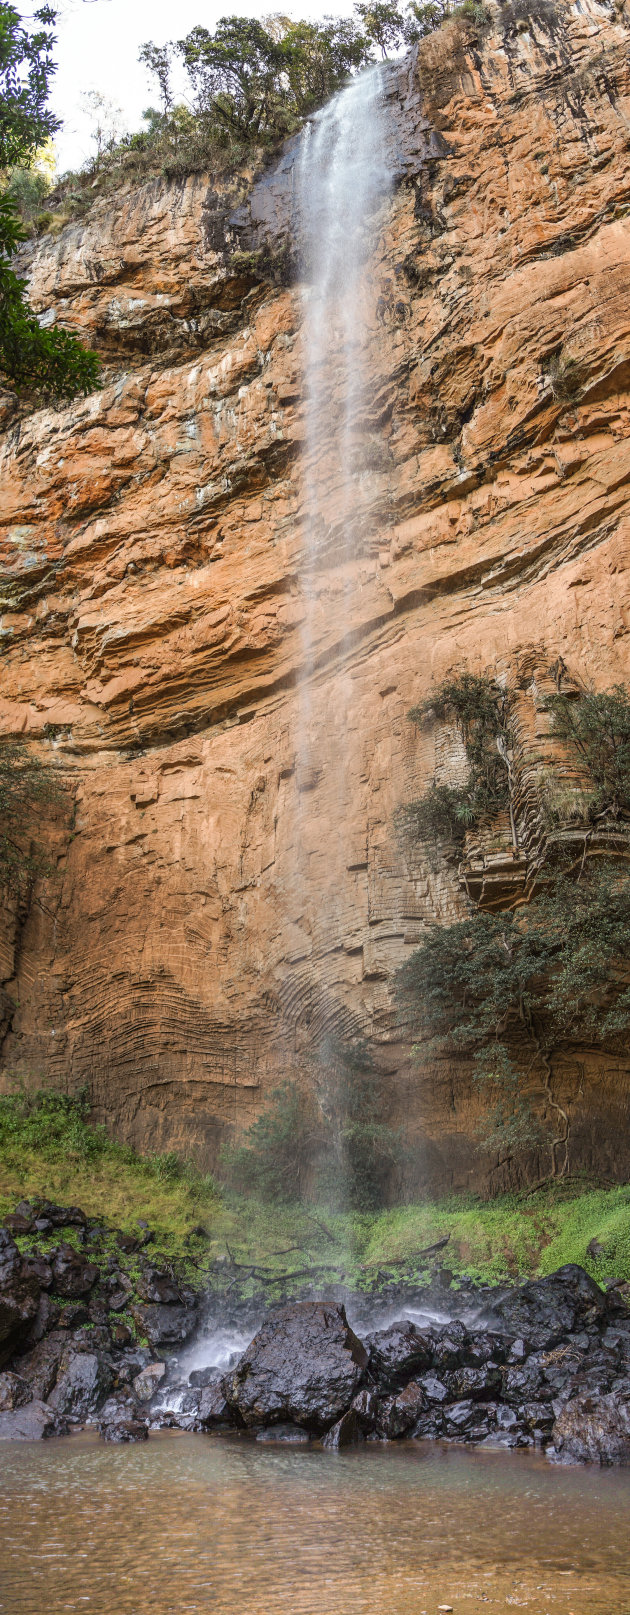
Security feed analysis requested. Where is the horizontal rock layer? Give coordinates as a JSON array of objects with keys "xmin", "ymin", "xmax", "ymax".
[{"xmin": 2, "ymin": 0, "xmax": 630, "ymax": 1184}]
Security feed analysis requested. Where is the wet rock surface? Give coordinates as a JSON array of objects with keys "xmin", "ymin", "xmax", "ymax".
[
  {"xmin": 2, "ymin": 1200, "xmax": 630, "ymax": 1463},
  {"xmin": 223, "ymin": 1302, "xmax": 368, "ymax": 1433}
]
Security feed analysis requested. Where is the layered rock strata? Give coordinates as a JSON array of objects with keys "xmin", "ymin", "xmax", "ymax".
[{"xmin": 2, "ymin": 0, "xmax": 630, "ymax": 1185}]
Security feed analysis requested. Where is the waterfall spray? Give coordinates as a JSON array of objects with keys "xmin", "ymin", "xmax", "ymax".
[{"xmin": 291, "ymin": 66, "xmax": 393, "ymax": 1200}]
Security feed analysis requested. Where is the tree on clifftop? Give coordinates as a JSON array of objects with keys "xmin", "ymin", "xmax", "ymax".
[{"xmin": 0, "ymin": 3, "xmax": 100, "ymax": 399}]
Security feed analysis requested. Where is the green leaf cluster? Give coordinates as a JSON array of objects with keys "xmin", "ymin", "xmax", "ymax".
[
  {"xmin": 402, "ymin": 672, "xmax": 513, "ymax": 846},
  {"xmin": 545, "ymin": 685, "xmax": 630, "ymax": 826},
  {"xmin": 0, "ymin": 2, "xmax": 100, "ymax": 398}
]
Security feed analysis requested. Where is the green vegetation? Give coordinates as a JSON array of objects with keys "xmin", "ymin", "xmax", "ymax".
[
  {"xmin": 0, "ymin": 3, "xmax": 100, "ymax": 398},
  {"xmin": 221, "ymin": 1043, "xmax": 402, "ymax": 1212},
  {"xmin": 2, "ymin": 1088, "xmax": 629, "ymax": 1296},
  {"xmin": 0, "ymin": 738, "xmax": 68, "ymax": 895},
  {"xmin": 30, "ymin": 0, "xmax": 491, "ymax": 232},
  {"xmin": 401, "ymin": 672, "xmax": 514, "ymax": 848},
  {"xmin": 397, "ymin": 672, "xmax": 630, "ymax": 1181}
]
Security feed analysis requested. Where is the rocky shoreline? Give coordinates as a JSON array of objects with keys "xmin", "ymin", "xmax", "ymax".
[{"xmin": 1, "ymin": 1199, "xmax": 630, "ymax": 1464}]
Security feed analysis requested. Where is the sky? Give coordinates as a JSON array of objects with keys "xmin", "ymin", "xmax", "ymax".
[{"xmin": 46, "ymin": 0, "xmax": 341, "ymax": 172}]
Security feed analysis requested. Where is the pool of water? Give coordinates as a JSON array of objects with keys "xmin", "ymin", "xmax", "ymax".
[{"xmin": 1, "ymin": 1432, "xmax": 629, "ymax": 1615}]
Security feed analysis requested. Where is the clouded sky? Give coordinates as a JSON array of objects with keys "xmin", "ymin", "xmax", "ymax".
[{"xmin": 48, "ymin": 0, "xmax": 339, "ymax": 172}]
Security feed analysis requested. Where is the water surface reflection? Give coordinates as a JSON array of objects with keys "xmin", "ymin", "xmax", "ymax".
[{"xmin": 1, "ymin": 1433, "xmax": 629, "ymax": 1615}]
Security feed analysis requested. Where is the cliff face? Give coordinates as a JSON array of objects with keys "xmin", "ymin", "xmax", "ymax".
[{"xmin": 2, "ymin": 0, "xmax": 630, "ymax": 1191}]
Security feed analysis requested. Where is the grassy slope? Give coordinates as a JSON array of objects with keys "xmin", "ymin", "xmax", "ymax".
[{"xmin": 1, "ymin": 1093, "xmax": 629, "ymax": 1293}]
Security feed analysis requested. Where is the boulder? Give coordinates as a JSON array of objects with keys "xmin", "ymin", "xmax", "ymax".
[
  {"xmin": 551, "ymin": 1390, "xmax": 630, "ymax": 1466},
  {"xmin": 35, "ymin": 1202, "xmax": 87, "ymax": 1228},
  {"xmin": 135, "ymin": 1266, "xmax": 182, "ymax": 1306},
  {"xmin": 101, "ymin": 1419, "xmax": 148, "ymax": 1443},
  {"xmin": 48, "ymin": 1348, "xmax": 112, "ymax": 1421},
  {"xmin": 444, "ymin": 1364, "xmax": 502, "ymax": 1402},
  {"xmin": 0, "ymin": 1229, "xmax": 41, "ymax": 1366},
  {"xmin": 98, "ymin": 1392, "xmax": 148, "ymax": 1442},
  {"xmin": 130, "ymin": 1303, "xmax": 198, "ymax": 1351},
  {"xmin": 484, "ymin": 1265, "xmax": 607, "ymax": 1351},
  {"xmin": 224, "ymin": 1301, "xmax": 368, "ymax": 1433},
  {"xmin": 13, "ymin": 1331, "xmax": 66, "ymax": 1400},
  {"xmin": 366, "ymin": 1321, "xmax": 434, "ymax": 1391},
  {"xmin": 322, "ymin": 1408, "xmax": 364, "ymax": 1448},
  {"xmin": 377, "ymin": 1379, "xmax": 427, "ymax": 1439},
  {"xmin": 0, "ymin": 1399, "xmax": 58, "ymax": 1440},
  {"xmin": 133, "ymin": 1362, "xmax": 167, "ymax": 1403},
  {"xmin": 198, "ymin": 1382, "xmax": 233, "ymax": 1428},
  {"xmin": 0, "ymin": 1371, "xmax": 32, "ymax": 1411},
  {"xmin": 51, "ymin": 1244, "xmax": 99, "ymax": 1299}
]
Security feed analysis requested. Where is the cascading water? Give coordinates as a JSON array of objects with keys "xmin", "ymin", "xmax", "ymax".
[{"xmin": 289, "ymin": 67, "xmax": 394, "ymax": 1192}]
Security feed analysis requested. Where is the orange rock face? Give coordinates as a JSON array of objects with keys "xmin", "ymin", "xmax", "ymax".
[{"xmin": 2, "ymin": 1, "xmax": 630, "ymax": 1190}]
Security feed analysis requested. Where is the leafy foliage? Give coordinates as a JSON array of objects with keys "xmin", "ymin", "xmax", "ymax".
[
  {"xmin": 221, "ymin": 1045, "xmax": 402, "ymax": 1210},
  {"xmin": 0, "ymin": 2, "xmax": 99, "ymax": 398},
  {"xmin": 0, "ymin": 739, "xmax": 67, "ymax": 895},
  {"xmin": 221, "ymin": 1080, "xmax": 321, "ymax": 1204},
  {"xmin": 402, "ymin": 672, "xmax": 513, "ymax": 846},
  {"xmin": 398, "ymin": 677, "xmax": 630, "ymax": 1174},
  {"xmin": 545, "ymin": 685, "xmax": 630, "ymax": 825}
]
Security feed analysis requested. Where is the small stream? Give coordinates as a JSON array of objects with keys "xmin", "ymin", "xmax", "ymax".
[{"xmin": 1, "ymin": 1433, "xmax": 629, "ymax": 1615}]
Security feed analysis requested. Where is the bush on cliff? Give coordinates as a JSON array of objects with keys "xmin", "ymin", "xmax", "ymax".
[{"xmin": 397, "ymin": 673, "xmax": 630, "ymax": 1183}]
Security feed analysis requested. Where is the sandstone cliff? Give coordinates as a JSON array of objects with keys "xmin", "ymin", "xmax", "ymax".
[{"xmin": 2, "ymin": 0, "xmax": 630, "ymax": 1191}]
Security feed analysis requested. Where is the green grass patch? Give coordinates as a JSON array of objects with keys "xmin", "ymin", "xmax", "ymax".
[{"xmin": 1, "ymin": 1089, "xmax": 629, "ymax": 1292}]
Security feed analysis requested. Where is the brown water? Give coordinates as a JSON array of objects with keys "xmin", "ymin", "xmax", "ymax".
[{"xmin": 1, "ymin": 1432, "xmax": 629, "ymax": 1615}]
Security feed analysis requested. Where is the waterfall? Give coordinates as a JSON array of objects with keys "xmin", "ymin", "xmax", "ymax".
[{"xmin": 287, "ymin": 66, "xmax": 393, "ymax": 1193}]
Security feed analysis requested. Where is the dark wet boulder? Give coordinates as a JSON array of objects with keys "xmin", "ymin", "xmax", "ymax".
[
  {"xmin": 105, "ymin": 1270, "xmax": 134, "ymax": 1312},
  {"xmin": 101, "ymin": 1418, "xmax": 148, "ymax": 1443},
  {"xmin": 20, "ymin": 1253, "xmax": 53, "ymax": 1291},
  {"xmin": 35, "ymin": 1202, "xmax": 87, "ymax": 1228},
  {"xmin": 198, "ymin": 1382, "xmax": 233, "ymax": 1428},
  {"xmin": 48, "ymin": 1348, "xmax": 112, "ymax": 1421},
  {"xmin": 366, "ymin": 1321, "xmax": 434, "ymax": 1391},
  {"xmin": 189, "ymin": 1366, "xmax": 221, "ymax": 1389},
  {"xmin": 444, "ymin": 1399, "xmax": 496, "ymax": 1439},
  {"xmin": 0, "ymin": 1370, "xmax": 32, "ymax": 1411},
  {"xmin": 98, "ymin": 1393, "xmax": 148, "ymax": 1442},
  {"xmin": 411, "ymin": 1408, "xmax": 445, "ymax": 1440},
  {"xmin": 432, "ymin": 1321, "xmax": 472, "ymax": 1371},
  {"xmin": 0, "ymin": 1398, "xmax": 59, "ymax": 1440},
  {"xmin": 416, "ymin": 1372, "xmax": 449, "ymax": 1405},
  {"xmin": 135, "ymin": 1266, "xmax": 182, "ymax": 1306},
  {"xmin": 484, "ymin": 1265, "xmax": 607, "ymax": 1351},
  {"xmin": 51, "ymin": 1244, "xmax": 99, "ymax": 1299},
  {"xmin": 444, "ymin": 1364, "xmax": 502, "ymax": 1402},
  {"xmin": 3, "ymin": 1213, "xmax": 35, "ymax": 1235},
  {"xmin": 323, "ymin": 1407, "xmax": 364, "ymax": 1448},
  {"xmin": 110, "ymin": 1322, "xmax": 133, "ymax": 1349},
  {"xmin": 501, "ymin": 1361, "xmax": 548, "ymax": 1406},
  {"xmin": 465, "ymin": 1331, "xmax": 510, "ymax": 1367},
  {"xmin": 12, "ymin": 1330, "xmax": 66, "ymax": 1400},
  {"xmin": 551, "ymin": 1389, "xmax": 630, "ymax": 1465},
  {"xmin": 223, "ymin": 1301, "xmax": 368, "ymax": 1433},
  {"xmin": 376, "ymin": 1379, "xmax": 427, "ymax": 1439},
  {"xmin": 130, "ymin": 1303, "xmax": 198, "ymax": 1351},
  {"xmin": 0, "ymin": 1229, "xmax": 41, "ymax": 1366}
]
